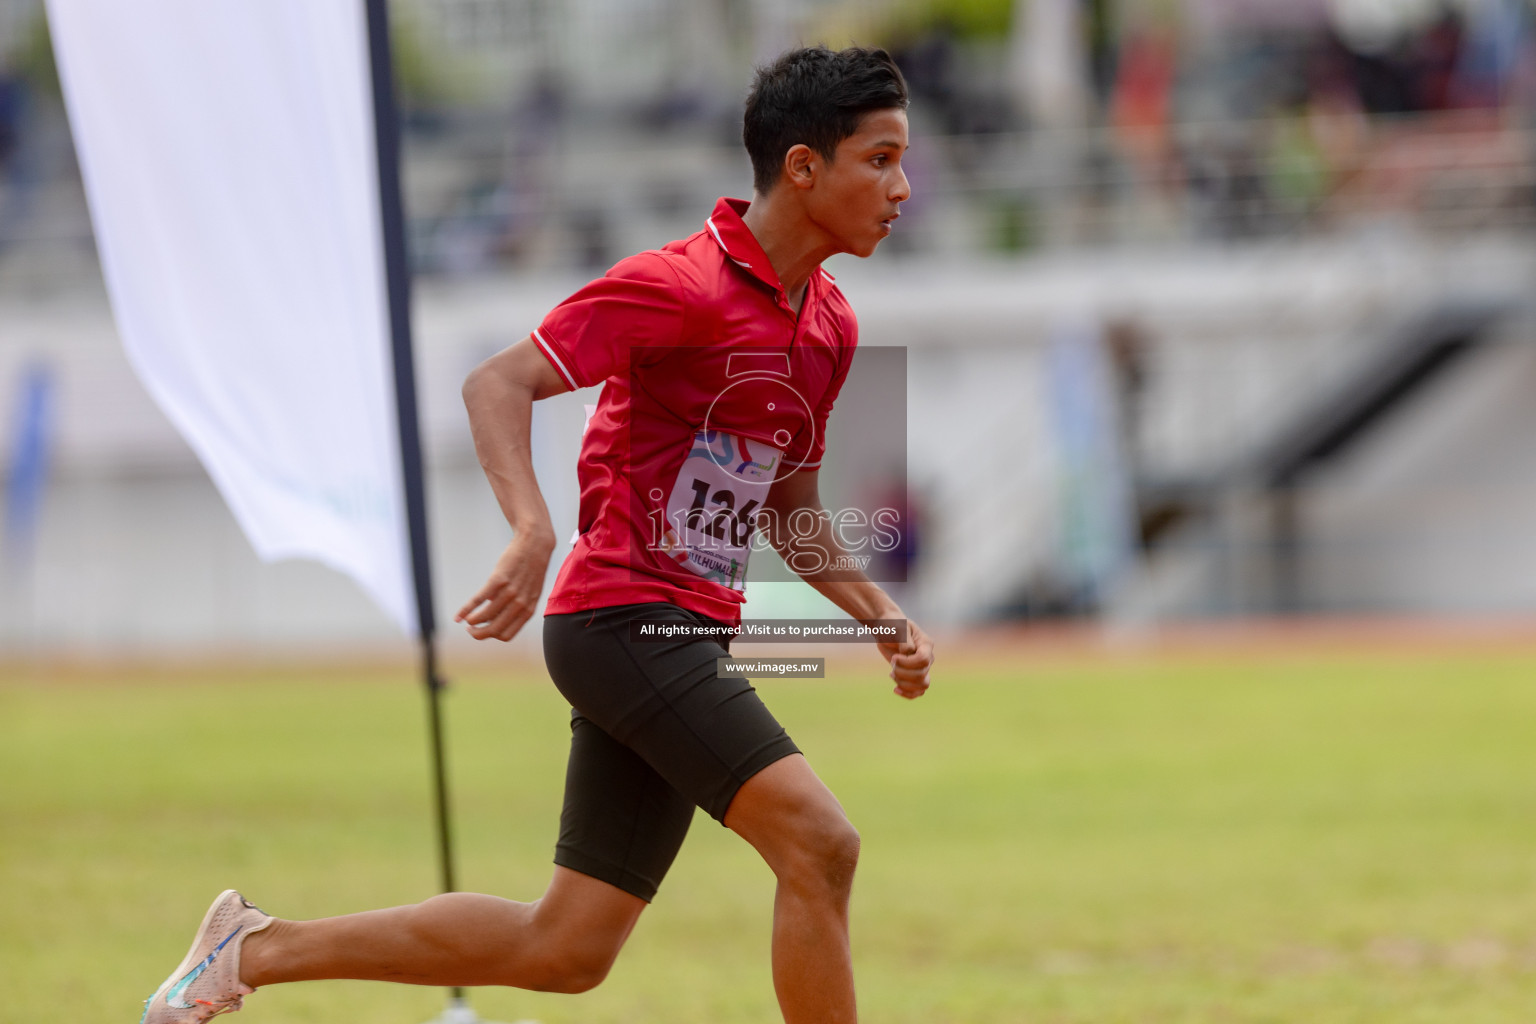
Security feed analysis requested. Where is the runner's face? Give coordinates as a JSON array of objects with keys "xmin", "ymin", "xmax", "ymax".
[{"xmin": 809, "ymin": 108, "xmax": 911, "ymax": 257}]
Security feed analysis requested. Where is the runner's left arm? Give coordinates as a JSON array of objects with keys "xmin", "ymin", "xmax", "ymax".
[{"xmin": 761, "ymin": 466, "xmax": 934, "ymax": 699}]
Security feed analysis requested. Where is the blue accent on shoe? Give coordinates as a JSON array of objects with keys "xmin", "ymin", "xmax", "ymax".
[{"xmin": 164, "ymin": 925, "xmax": 244, "ymax": 1010}]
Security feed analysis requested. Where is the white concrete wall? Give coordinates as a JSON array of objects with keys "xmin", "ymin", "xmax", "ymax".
[
  {"xmin": 5, "ymin": 232, "xmax": 1536, "ymax": 654},
  {"xmin": 1300, "ymin": 329, "xmax": 1536, "ymax": 614}
]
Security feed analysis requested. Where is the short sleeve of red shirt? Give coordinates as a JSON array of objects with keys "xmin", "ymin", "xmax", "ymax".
[{"xmin": 532, "ymin": 253, "xmax": 683, "ymax": 390}]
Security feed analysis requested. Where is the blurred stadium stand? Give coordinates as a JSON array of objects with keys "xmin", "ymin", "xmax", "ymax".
[{"xmin": 4, "ymin": 0, "xmax": 1536, "ymax": 652}]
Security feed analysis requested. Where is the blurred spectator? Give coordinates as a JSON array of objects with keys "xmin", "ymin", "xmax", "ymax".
[
  {"xmin": 1104, "ymin": 318, "xmax": 1148, "ymax": 484},
  {"xmin": 863, "ymin": 471, "xmax": 923, "ymax": 593},
  {"xmin": 892, "ymin": 22, "xmax": 963, "ymax": 135},
  {"xmin": 1267, "ymin": 110, "xmax": 1330, "ymax": 220},
  {"xmin": 1450, "ymin": 0, "xmax": 1532, "ymax": 108},
  {"xmin": 0, "ymin": 66, "xmax": 23, "ymax": 171},
  {"xmin": 892, "ymin": 22, "xmax": 1015, "ymax": 138},
  {"xmin": 497, "ymin": 68, "xmax": 563, "ymax": 264},
  {"xmin": 1084, "ymin": 0, "xmax": 1118, "ymax": 107},
  {"xmin": 1411, "ymin": 8, "xmax": 1465, "ymax": 110},
  {"xmin": 1111, "ymin": 25, "xmax": 1177, "ymax": 180},
  {"xmin": 0, "ymin": 60, "xmax": 33, "ymax": 250}
]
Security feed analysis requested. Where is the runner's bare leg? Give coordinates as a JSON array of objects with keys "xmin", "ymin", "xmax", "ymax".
[
  {"xmin": 238, "ymin": 867, "xmax": 644, "ymax": 994},
  {"xmin": 239, "ymin": 756, "xmax": 858, "ymax": 1022},
  {"xmin": 725, "ymin": 753, "xmax": 860, "ymax": 1024}
]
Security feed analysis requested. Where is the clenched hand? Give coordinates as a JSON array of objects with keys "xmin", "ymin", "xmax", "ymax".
[
  {"xmin": 877, "ymin": 619, "xmax": 934, "ymax": 700},
  {"xmin": 454, "ymin": 531, "xmax": 555, "ymax": 642}
]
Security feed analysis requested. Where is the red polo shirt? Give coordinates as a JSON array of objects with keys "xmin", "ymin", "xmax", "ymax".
[{"xmin": 531, "ymin": 197, "xmax": 857, "ymax": 625}]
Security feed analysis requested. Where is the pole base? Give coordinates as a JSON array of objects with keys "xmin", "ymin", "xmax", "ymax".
[{"xmin": 420, "ymin": 995, "xmax": 538, "ymax": 1024}]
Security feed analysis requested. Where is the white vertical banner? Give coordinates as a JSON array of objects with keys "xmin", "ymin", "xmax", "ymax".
[{"xmin": 46, "ymin": 0, "xmax": 415, "ymax": 634}]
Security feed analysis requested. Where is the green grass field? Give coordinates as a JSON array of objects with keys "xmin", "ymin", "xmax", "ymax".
[{"xmin": 5, "ymin": 637, "xmax": 1536, "ymax": 1023}]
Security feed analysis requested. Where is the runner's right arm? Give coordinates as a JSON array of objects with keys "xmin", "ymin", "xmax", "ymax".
[{"xmin": 455, "ymin": 335, "xmax": 570, "ymax": 642}]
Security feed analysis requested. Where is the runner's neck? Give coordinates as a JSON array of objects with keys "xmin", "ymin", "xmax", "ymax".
[{"xmin": 741, "ymin": 193, "xmax": 832, "ymax": 316}]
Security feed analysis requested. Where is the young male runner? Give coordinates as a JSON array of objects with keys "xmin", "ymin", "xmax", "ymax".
[{"xmin": 139, "ymin": 45, "xmax": 933, "ymax": 1024}]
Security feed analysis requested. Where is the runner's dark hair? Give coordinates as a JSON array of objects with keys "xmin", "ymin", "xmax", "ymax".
[{"xmin": 743, "ymin": 45, "xmax": 909, "ymax": 195}]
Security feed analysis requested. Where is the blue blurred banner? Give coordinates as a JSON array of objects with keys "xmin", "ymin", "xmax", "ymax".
[
  {"xmin": 1044, "ymin": 318, "xmax": 1135, "ymax": 605},
  {"xmin": 2, "ymin": 361, "xmax": 53, "ymax": 567}
]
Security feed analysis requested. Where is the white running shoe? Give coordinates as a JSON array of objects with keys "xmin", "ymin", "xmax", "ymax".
[{"xmin": 139, "ymin": 890, "xmax": 272, "ymax": 1024}]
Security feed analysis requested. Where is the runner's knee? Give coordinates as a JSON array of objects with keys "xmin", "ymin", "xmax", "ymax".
[
  {"xmin": 523, "ymin": 950, "xmax": 614, "ymax": 994},
  {"xmin": 509, "ymin": 931, "xmax": 620, "ymax": 993},
  {"xmin": 728, "ymin": 759, "xmax": 861, "ymax": 896},
  {"xmin": 779, "ymin": 812, "xmax": 860, "ymax": 897}
]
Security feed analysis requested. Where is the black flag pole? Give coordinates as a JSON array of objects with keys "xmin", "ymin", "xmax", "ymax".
[{"xmin": 363, "ymin": 3, "xmax": 521, "ymax": 1023}]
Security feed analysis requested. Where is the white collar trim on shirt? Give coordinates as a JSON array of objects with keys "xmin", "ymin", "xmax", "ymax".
[{"xmin": 705, "ymin": 216, "xmax": 755, "ymax": 271}]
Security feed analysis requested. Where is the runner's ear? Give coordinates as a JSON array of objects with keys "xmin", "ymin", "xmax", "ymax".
[{"xmin": 783, "ymin": 144, "xmax": 816, "ymax": 191}]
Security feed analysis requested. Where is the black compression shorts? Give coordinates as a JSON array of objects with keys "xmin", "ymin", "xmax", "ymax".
[{"xmin": 542, "ymin": 601, "xmax": 801, "ymax": 902}]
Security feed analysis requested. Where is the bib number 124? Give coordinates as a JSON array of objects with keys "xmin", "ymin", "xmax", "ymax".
[{"xmin": 658, "ymin": 431, "xmax": 782, "ymax": 590}]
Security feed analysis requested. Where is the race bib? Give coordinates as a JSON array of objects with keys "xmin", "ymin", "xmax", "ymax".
[{"xmin": 658, "ymin": 430, "xmax": 781, "ymax": 590}]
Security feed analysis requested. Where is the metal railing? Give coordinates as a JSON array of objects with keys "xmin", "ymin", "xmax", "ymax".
[{"xmin": 3, "ymin": 109, "xmax": 1534, "ymax": 288}]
